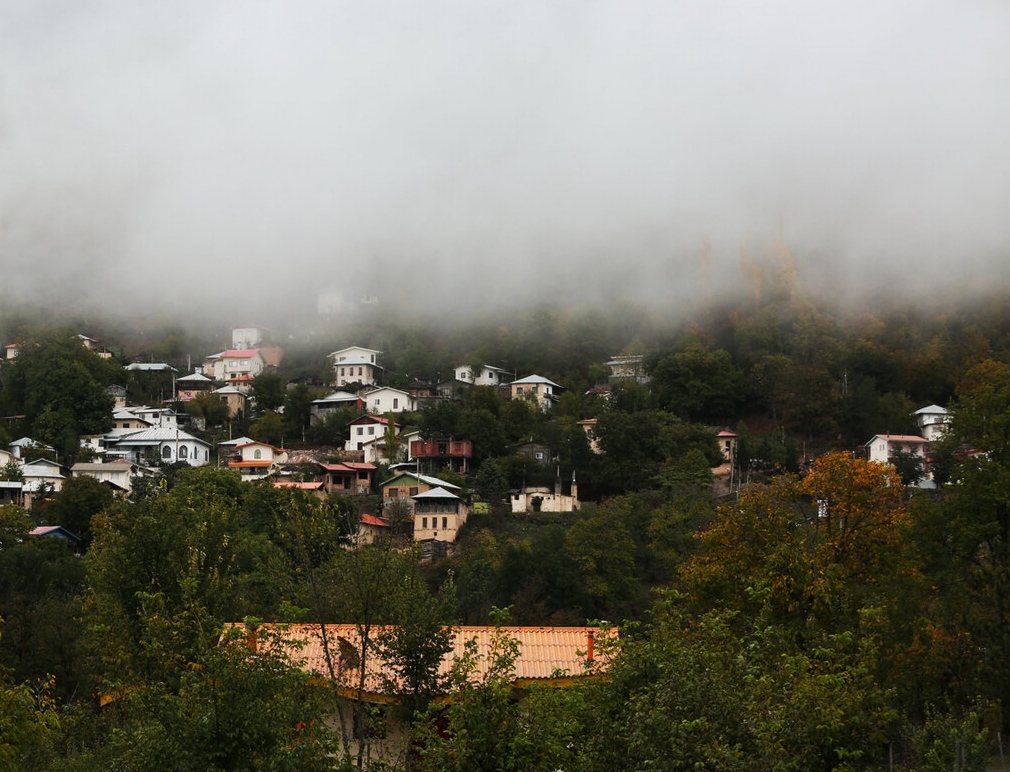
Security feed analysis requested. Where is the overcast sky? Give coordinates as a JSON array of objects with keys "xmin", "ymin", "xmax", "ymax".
[{"xmin": 1, "ymin": 1, "xmax": 1008, "ymax": 323}]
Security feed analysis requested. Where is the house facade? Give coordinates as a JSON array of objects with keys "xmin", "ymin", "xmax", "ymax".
[
  {"xmin": 363, "ymin": 387, "xmax": 414, "ymax": 414},
  {"xmin": 511, "ymin": 475, "xmax": 580, "ymax": 513},
  {"xmin": 344, "ymin": 415, "xmax": 397, "ymax": 454},
  {"xmin": 380, "ymin": 471, "xmax": 461, "ymax": 503},
  {"xmin": 202, "ymin": 350, "xmax": 266, "ymax": 383},
  {"xmin": 510, "ymin": 375, "xmax": 562, "ymax": 411},
  {"xmin": 914, "ymin": 404, "xmax": 950, "ymax": 442},
  {"xmin": 865, "ymin": 434, "xmax": 929, "ymax": 465},
  {"xmin": 329, "ymin": 346, "xmax": 383, "ymax": 388},
  {"xmin": 412, "ymin": 487, "xmax": 469, "ymax": 542},
  {"xmin": 227, "ymin": 441, "xmax": 289, "ymax": 481},
  {"xmin": 453, "ymin": 364, "xmax": 511, "ymax": 387},
  {"xmin": 320, "ymin": 462, "xmax": 375, "ymax": 495}
]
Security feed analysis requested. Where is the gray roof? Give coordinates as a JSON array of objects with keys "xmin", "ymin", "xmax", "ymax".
[
  {"xmin": 511, "ymin": 374, "xmax": 562, "ymax": 388},
  {"xmin": 112, "ymin": 428, "xmax": 210, "ymax": 447},
  {"xmin": 177, "ymin": 371, "xmax": 213, "ymax": 383},
  {"xmin": 412, "ymin": 486, "xmax": 460, "ymax": 500}
]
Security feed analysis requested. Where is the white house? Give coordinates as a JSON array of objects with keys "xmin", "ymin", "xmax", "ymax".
[
  {"xmin": 105, "ymin": 428, "xmax": 213, "ymax": 467},
  {"xmin": 453, "ymin": 364, "xmax": 511, "ymax": 387},
  {"xmin": 329, "ymin": 346, "xmax": 383, "ymax": 388},
  {"xmin": 510, "ymin": 375, "xmax": 562, "ymax": 411},
  {"xmin": 71, "ymin": 460, "xmax": 144, "ymax": 493},
  {"xmin": 345, "ymin": 415, "xmax": 398, "ymax": 454},
  {"xmin": 914, "ymin": 405, "xmax": 950, "ymax": 442},
  {"xmin": 202, "ymin": 350, "xmax": 266, "ymax": 384},
  {"xmin": 865, "ymin": 434, "xmax": 929, "ymax": 466},
  {"xmin": 227, "ymin": 441, "xmax": 289, "ymax": 481},
  {"xmin": 21, "ymin": 458, "xmax": 65, "ymax": 506},
  {"xmin": 363, "ymin": 387, "xmax": 415, "ymax": 414}
]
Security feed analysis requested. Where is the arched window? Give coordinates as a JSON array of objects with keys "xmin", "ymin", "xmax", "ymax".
[
  {"xmin": 162, "ymin": 445, "xmax": 172, "ymax": 459},
  {"xmin": 179, "ymin": 445, "xmax": 189, "ymax": 460},
  {"xmin": 254, "ymin": 449, "xmax": 262, "ymax": 459}
]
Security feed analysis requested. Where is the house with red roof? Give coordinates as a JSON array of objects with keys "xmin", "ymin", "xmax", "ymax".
[
  {"xmin": 320, "ymin": 461, "xmax": 375, "ymax": 495},
  {"xmin": 224, "ymin": 621, "xmax": 617, "ymax": 765}
]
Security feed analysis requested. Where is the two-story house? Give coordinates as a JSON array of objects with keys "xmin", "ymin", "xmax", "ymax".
[
  {"xmin": 202, "ymin": 350, "xmax": 266, "ymax": 386},
  {"xmin": 344, "ymin": 415, "xmax": 398, "ymax": 454},
  {"xmin": 510, "ymin": 375, "xmax": 562, "ymax": 411},
  {"xmin": 412, "ymin": 487, "xmax": 470, "ymax": 543},
  {"xmin": 865, "ymin": 434, "xmax": 929, "ymax": 466},
  {"xmin": 227, "ymin": 441, "xmax": 289, "ymax": 481},
  {"xmin": 329, "ymin": 346, "xmax": 383, "ymax": 388}
]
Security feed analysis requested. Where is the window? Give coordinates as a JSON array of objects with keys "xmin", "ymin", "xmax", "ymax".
[
  {"xmin": 422, "ymin": 517, "xmax": 428, "ymax": 529},
  {"xmin": 393, "ymin": 398, "xmax": 398, "ymax": 409},
  {"xmin": 442, "ymin": 517, "xmax": 448, "ymax": 529},
  {"xmin": 409, "ymin": 487, "xmax": 418, "ymax": 496},
  {"xmin": 340, "ymin": 367, "xmax": 345, "ymax": 376},
  {"xmin": 122, "ymin": 422, "xmax": 129, "ymax": 428},
  {"xmin": 358, "ymin": 367, "xmax": 363, "ymax": 376},
  {"xmin": 179, "ymin": 445, "xmax": 189, "ymax": 460},
  {"xmin": 162, "ymin": 446, "xmax": 172, "ymax": 459},
  {"xmin": 254, "ymin": 449, "xmax": 262, "ymax": 459},
  {"xmin": 375, "ymin": 399, "xmax": 381, "ymax": 407},
  {"xmin": 389, "ymin": 489, "xmax": 398, "ymax": 498},
  {"xmin": 357, "ymin": 427, "xmax": 364, "ymax": 436},
  {"xmin": 368, "ymin": 426, "xmax": 375, "ymax": 435}
]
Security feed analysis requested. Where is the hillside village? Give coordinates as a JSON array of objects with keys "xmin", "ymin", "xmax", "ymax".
[
  {"xmin": 0, "ymin": 325, "xmax": 950, "ymax": 553},
  {"xmin": 3, "ymin": 295, "xmax": 1010, "ymax": 768}
]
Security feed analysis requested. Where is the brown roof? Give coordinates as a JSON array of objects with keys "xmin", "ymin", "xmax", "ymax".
[
  {"xmin": 273, "ymin": 481, "xmax": 325, "ymax": 490},
  {"xmin": 227, "ymin": 623, "xmax": 616, "ymax": 700}
]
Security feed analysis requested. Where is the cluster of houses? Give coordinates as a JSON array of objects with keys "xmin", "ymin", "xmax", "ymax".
[{"xmin": 5, "ymin": 329, "xmax": 956, "ymax": 554}]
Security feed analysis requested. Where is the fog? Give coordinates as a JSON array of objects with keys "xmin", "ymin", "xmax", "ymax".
[{"xmin": 1, "ymin": 1, "xmax": 1008, "ymax": 327}]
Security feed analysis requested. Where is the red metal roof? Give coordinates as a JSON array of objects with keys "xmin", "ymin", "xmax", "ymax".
[{"xmin": 359, "ymin": 514, "xmax": 389, "ymax": 527}]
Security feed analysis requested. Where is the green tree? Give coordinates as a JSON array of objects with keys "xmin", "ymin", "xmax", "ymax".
[
  {"xmin": 250, "ymin": 370, "xmax": 286, "ymax": 414},
  {"xmin": 0, "ymin": 329, "xmax": 119, "ymax": 454},
  {"xmin": 649, "ymin": 343, "xmax": 744, "ymax": 422},
  {"xmin": 37, "ymin": 474, "xmax": 114, "ymax": 548}
]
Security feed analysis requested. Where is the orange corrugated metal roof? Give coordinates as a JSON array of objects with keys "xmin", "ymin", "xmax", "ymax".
[
  {"xmin": 224, "ymin": 623, "xmax": 616, "ymax": 697},
  {"xmin": 273, "ymin": 481, "xmax": 324, "ymax": 490},
  {"xmin": 228, "ymin": 460, "xmax": 273, "ymax": 468}
]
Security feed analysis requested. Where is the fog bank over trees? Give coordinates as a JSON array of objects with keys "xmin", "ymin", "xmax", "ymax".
[{"xmin": 1, "ymin": 2, "xmax": 1007, "ymax": 324}]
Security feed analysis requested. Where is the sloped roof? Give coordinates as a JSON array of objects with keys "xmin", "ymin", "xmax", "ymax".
[
  {"xmin": 113, "ymin": 428, "xmax": 210, "ymax": 447},
  {"xmin": 225, "ymin": 624, "xmax": 616, "ymax": 700},
  {"xmin": 272, "ymin": 481, "xmax": 325, "ymax": 490},
  {"xmin": 914, "ymin": 404, "xmax": 948, "ymax": 415},
  {"xmin": 177, "ymin": 371, "xmax": 213, "ymax": 383},
  {"xmin": 866, "ymin": 434, "xmax": 929, "ymax": 445},
  {"xmin": 359, "ymin": 514, "xmax": 389, "ymax": 528},
  {"xmin": 511, "ymin": 374, "xmax": 562, "ymax": 387},
  {"xmin": 412, "ymin": 486, "xmax": 460, "ymax": 500},
  {"xmin": 379, "ymin": 471, "xmax": 461, "ymax": 490},
  {"xmin": 218, "ymin": 349, "xmax": 262, "ymax": 359}
]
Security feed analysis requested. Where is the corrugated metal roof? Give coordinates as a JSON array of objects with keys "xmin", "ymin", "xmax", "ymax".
[
  {"xmin": 225, "ymin": 624, "xmax": 616, "ymax": 698},
  {"xmin": 412, "ymin": 486, "xmax": 460, "ymax": 500}
]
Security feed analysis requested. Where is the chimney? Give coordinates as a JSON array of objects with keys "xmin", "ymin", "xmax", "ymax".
[
  {"xmin": 586, "ymin": 630, "xmax": 595, "ymax": 665},
  {"xmin": 246, "ymin": 624, "xmax": 259, "ymax": 653}
]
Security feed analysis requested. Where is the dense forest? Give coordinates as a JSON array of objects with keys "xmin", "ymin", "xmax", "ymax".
[{"xmin": 4, "ymin": 273, "xmax": 1010, "ymax": 768}]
